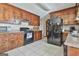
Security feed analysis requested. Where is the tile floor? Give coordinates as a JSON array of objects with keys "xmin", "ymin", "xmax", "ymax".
[{"xmin": 5, "ymin": 37, "xmax": 64, "ymax": 56}]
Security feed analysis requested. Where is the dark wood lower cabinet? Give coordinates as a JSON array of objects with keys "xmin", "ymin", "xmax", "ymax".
[
  {"xmin": 63, "ymin": 32, "xmax": 68, "ymax": 42},
  {"xmin": 34, "ymin": 31, "xmax": 42, "ymax": 41},
  {"xmin": 0, "ymin": 32, "xmax": 24, "ymax": 53},
  {"xmin": 64, "ymin": 45, "xmax": 79, "ymax": 56},
  {"xmin": 67, "ymin": 47, "xmax": 79, "ymax": 56}
]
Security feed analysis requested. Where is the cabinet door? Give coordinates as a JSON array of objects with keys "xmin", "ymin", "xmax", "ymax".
[
  {"xmin": 34, "ymin": 31, "xmax": 42, "ymax": 41},
  {"xmin": 34, "ymin": 31, "xmax": 38, "ymax": 41},
  {"xmin": 4, "ymin": 7, "xmax": 13, "ymax": 21},
  {"xmin": 24, "ymin": 12, "xmax": 31, "ymax": 21},
  {"xmin": 63, "ymin": 32, "xmax": 68, "ymax": 42},
  {"xmin": 8, "ymin": 33, "xmax": 17, "ymax": 50},
  {"xmin": 68, "ymin": 47, "xmax": 79, "ymax": 56},
  {"xmin": 68, "ymin": 8, "xmax": 75, "ymax": 24},
  {"xmin": 38, "ymin": 31, "xmax": 42, "ymax": 39},
  {"xmin": 0, "ymin": 34, "xmax": 8, "ymax": 53},
  {"xmin": 34, "ymin": 16, "xmax": 40, "ymax": 26},
  {"xmin": 13, "ymin": 8, "xmax": 22, "ymax": 19},
  {"xmin": 0, "ymin": 5, "xmax": 5, "ymax": 21},
  {"xmin": 62, "ymin": 12, "xmax": 69, "ymax": 24},
  {"xmin": 30, "ymin": 15, "xmax": 40, "ymax": 26},
  {"xmin": 29, "ymin": 14, "xmax": 35, "ymax": 25},
  {"xmin": 24, "ymin": 13, "xmax": 34, "ymax": 25},
  {"xmin": 22, "ymin": 11, "xmax": 27, "ymax": 20},
  {"xmin": 16, "ymin": 33, "xmax": 24, "ymax": 47}
]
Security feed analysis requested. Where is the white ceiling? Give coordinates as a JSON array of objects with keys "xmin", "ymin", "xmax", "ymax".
[{"xmin": 10, "ymin": 3, "xmax": 76, "ymax": 18}]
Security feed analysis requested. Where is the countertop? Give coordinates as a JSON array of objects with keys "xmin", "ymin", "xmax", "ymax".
[
  {"xmin": 64, "ymin": 33, "xmax": 79, "ymax": 48},
  {"xmin": 0, "ymin": 31, "xmax": 24, "ymax": 34},
  {"xmin": 31, "ymin": 29, "xmax": 42, "ymax": 31}
]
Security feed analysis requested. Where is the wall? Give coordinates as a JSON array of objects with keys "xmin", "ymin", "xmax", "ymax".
[{"xmin": 40, "ymin": 14, "xmax": 50, "ymax": 37}]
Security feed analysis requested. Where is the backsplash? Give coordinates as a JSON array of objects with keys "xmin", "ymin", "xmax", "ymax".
[
  {"xmin": 0, "ymin": 22, "xmax": 33, "ymax": 32},
  {"xmin": 63, "ymin": 25, "xmax": 79, "ymax": 31}
]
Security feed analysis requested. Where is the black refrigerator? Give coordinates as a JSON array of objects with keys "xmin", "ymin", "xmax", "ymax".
[{"xmin": 47, "ymin": 16, "xmax": 63, "ymax": 46}]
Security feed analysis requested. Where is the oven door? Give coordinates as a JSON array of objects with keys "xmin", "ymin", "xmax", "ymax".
[
  {"xmin": 26, "ymin": 32, "xmax": 32, "ymax": 39},
  {"xmin": 24, "ymin": 32, "xmax": 33, "ymax": 45}
]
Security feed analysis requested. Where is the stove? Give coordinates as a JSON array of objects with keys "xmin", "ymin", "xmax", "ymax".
[{"xmin": 20, "ymin": 27, "xmax": 34, "ymax": 45}]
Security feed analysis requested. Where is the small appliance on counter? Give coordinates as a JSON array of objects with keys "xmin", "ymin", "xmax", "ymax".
[
  {"xmin": 70, "ymin": 26, "xmax": 79, "ymax": 38},
  {"xmin": 70, "ymin": 26, "xmax": 76, "ymax": 33},
  {"xmin": 0, "ymin": 26, "xmax": 7, "ymax": 32},
  {"xmin": 20, "ymin": 27, "xmax": 34, "ymax": 45}
]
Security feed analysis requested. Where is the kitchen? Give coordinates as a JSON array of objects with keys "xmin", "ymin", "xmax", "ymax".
[
  {"xmin": 0, "ymin": 3, "xmax": 79, "ymax": 56},
  {"xmin": 0, "ymin": 3, "xmax": 42, "ymax": 55}
]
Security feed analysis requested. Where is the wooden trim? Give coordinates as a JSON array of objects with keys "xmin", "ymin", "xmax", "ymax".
[
  {"xmin": 46, "ymin": 19, "xmax": 49, "ymax": 37},
  {"xmin": 75, "ymin": 3, "xmax": 79, "ymax": 19},
  {"xmin": 63, "ymin": 45, "xmax": 68, "ymax": 56}
]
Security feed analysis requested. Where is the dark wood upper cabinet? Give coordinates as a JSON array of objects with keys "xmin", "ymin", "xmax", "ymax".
[
  {"xmin": 50, "ymin": 7, "xmax": 76, "ymax": 25},
  {"xmin": 0, "ymin": 3, "xmax": 40, "ymax": 26},
  {"xmin": 0, "ymin": 4, "xmax": 5, "ymax": 21}
]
